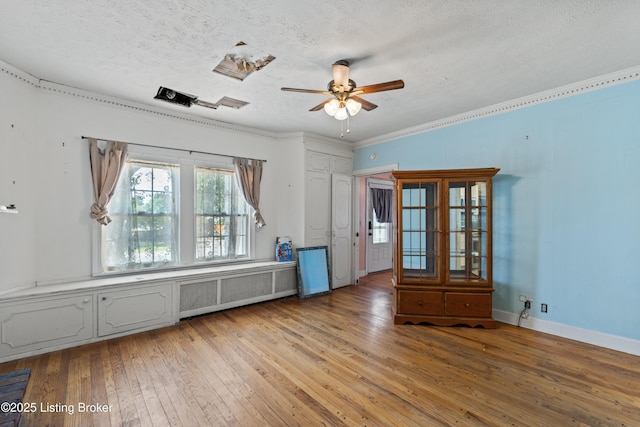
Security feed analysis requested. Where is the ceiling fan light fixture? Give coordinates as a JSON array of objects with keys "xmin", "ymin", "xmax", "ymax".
[
  {"xmin": 324, "ymin": 99, "xmax": 340, "ymax": 116},
  {"xmin": 334, "ymin": 106, "xmax": 348, "ymax": 121},
  {"xmin": 346, "ymin": 98, "xmax": 362, "ymax": 116}
]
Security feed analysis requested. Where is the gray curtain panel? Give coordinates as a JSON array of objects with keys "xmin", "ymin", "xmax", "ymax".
[
  {"xmin": 89, "ymin": 139, "xmax": 128, "ymax": 225},
  {"xmin": 233, "ymin": 157, "xmax": 266, "ymax": 228},
  {"xmin": 371, "ymin": 188, "xmax": 393, "ymax": 223}
]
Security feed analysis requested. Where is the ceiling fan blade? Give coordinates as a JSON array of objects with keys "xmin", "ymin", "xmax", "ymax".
[
  {"xmin": 281, "ymin": 87, "xmax": 332, "ymax": 95},
  {"xmin": 350, "ymin": 95, "xmax": 378, "ymax": 111},
  {"xmin": 332, "ymin": 60, "xmax": 350, "ymax": 87},
  {"xmin": 309, "ymin": 99, "xmax": 332, "ymax": 112},
  {"xmin": 352, "ymin": 79, "xmax": 405, "ymax": 95}
]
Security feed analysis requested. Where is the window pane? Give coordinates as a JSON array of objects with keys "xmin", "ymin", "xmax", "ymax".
[
  {"xmin": 449, "ymin": 207, "xmax": 465, "ymax": 231},
  {"xmin": 372, "ymin": 210, "xmax": 389, "ymax": 244},
  {"xmin": 101, "ymin": 161, "xmax": 178, "ymax": 272},
  {"xmin": 470, "ymin": 256, "xmax": 487, "ymax": 280},
  {"xmin": 403, "ymin": 182, "xmax": 437, "ymax": 207},
  {"xmin": 195, "ymin": 167, "xmax": 250, "ymax": 262},
  {"xmin": 449, "ymin": 231, "xmax": 466, "ymax": 256},
  {"xmin": 449, "ymin": 256, "xmax": 466, "ymax": 280},
  {"xmin": 471, "ymin": 231, "xmax": 487, "ymax": 257},
  {"xmin": 449, "ymin": 182, "xmax": 466, "ymax": 207},
  {"xmin": 470, "ymin": 208, "xmax": 487, "ymax": 231},
  {"xmin": 469, "ymin": 181, "xmax": 487, "ymax": 206}
]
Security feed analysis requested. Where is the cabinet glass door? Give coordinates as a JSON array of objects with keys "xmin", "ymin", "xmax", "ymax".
[
  {"xmin": 400, "ymin": 181, "xmax": 439, "ymax": 281},
  {"xmin": 447, "ymin": 180, "xmax": 489, "ymax": 282}
]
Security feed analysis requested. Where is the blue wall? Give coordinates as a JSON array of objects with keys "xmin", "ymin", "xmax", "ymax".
[{"xmin": 354, "ymin": 80, "xmax": 640, "ymax": 340}]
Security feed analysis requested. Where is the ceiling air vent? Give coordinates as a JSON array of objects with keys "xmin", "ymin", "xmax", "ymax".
[
  {"xmin": 154, "ymin": 87, "xmax": 249, "ymax": 110},
  {"xmin": 154, "ymin": 86, "xmax": 196, "ymax": 107},
  {"xmin": 216, "ymin": 96, "xmax": 249, "ymax": 109}
]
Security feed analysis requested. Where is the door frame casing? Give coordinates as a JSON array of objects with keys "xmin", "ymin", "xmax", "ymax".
[
  {"xmin": 366, "ymin": 178, "xmax": 394, "ymax": 274},
  {"xmin": 352, "ymin": 164, "xmax": 399, "ymax": 281}
]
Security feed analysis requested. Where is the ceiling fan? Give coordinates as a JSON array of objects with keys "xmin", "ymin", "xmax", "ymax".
[{"xmin": 281, "ymin": 60, "xmax": 404, "ymax": 121}]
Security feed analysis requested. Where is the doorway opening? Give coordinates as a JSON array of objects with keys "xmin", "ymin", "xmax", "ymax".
[{"xmin": 353, "ymin": 164, "xmax": 397, "ymax": 281}]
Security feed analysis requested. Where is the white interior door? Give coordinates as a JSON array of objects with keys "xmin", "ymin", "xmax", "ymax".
[
  {"xmin": 305, "ymin": 170, "xmax": 331, "ymax": 247},
  {"xmin": 331, "ymin": 174, "xmax": 352, "ymax": 288},
  {"xmin": 366, "ymin": 179, "xmax": 393, "ymax": 273}
]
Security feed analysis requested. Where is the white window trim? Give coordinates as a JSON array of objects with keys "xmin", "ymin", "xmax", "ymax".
[{"xmin": 91, "ymin": 146, "xmax": 256, "ymax": 277}]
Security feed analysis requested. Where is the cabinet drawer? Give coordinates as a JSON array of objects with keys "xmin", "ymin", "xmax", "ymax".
[
  {"xmin": 445, "ymin": 293, "xmax": 492, "ymax": 317},
  {"xmin": 397, "ymin": 291, "xmax": 443, "ymax": 315}
]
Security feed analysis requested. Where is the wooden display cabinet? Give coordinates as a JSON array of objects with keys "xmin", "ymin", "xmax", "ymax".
[{"xmin": 392, "ymin": 168, "xmax": 500, "ymax": 328}]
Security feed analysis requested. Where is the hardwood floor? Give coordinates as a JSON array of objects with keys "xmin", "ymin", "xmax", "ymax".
[{"xmin": 1, "ymin": 271, "xmax": 639, "ymax": 426}]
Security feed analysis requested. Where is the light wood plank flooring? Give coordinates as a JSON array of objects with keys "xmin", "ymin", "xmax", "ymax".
[{"xmin": 1, "ymin": 272, "xmax": 639, "ymax": 426}]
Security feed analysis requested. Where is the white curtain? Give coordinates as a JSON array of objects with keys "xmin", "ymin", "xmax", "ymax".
[
  {"xmin": 89, "ymin": 139, "xmax": 128, "ymax": 225},
  {"xmin": 102, "ymin": 162, "xmax": 179, "ymax": 271},
  {"xmin": 233, "ymin": 157, "xmax": 266, "ymax": 228}
]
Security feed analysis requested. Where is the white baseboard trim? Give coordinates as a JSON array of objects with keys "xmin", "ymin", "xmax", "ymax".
[{"xmin": 493, "ymin": 309, "xmax": 640, "ymax": 356}]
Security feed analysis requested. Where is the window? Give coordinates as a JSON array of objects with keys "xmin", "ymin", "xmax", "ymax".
[
  {"xmin": 96, "ymin": 156, "xmax": 254, "ymax": 274},
  {"xmin": 371, "ymin": 211, "xmax": 390, "ymax": 244},
  {"xmin": 195, "ymin": 167, "xmax": 250, "ymax": 261},
  {"xmin": 101, "ymin": 160, "xmax": 179, "ymax": 272}
]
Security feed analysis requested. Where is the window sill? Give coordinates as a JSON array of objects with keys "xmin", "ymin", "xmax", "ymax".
[
  {"xmin": 1, "ymin": 260, "xmax": 297, "ymax": 301},
  {"xmin": 93, "ymin": 257, "xmax": 266, "ymax": 279}
]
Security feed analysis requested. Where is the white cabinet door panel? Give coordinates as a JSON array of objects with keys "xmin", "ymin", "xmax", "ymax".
[
  {"xmin": 98, "ymin": 282, "xmax": 173, "ymax": 336},
  {"xmin": 306, "ymin": 150, "xmax": 330, "ymax": 172},
  {"xmin": 332, "ymin": 156, "xmax": 353, "ymax": 175},
  {"xmin": 0, "ymin": 295, "xmax": 94, "ymax": 357}
]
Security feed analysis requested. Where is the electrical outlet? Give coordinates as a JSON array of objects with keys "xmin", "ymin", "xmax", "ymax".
[{"xmin": 541, "ymin": 303, "xmax": 548, "ymax": 313}]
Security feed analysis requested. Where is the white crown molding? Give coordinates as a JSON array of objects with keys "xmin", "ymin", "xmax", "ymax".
[
  {"xmin": 37, "ymin": 79, "xmax": 281, "ymax": 140},
  {"xmin": 493, "ymin": 309, "xmax": 640, "ymax": 356},
  {"xmin": 301, "ymin": 133, "xmax": 354, "ymax": 157},
  {"xmin": 353, "ymin": 163, "xmax": 399, "ymax": 177},
  {"xmin": 1, "ymin": 59, "xmax": 281, "ymax": 140},
  {"xmin": 1, "ymin": 58, "xmax": 350, "ymax": 146},
  {"xmin": 276, "ymin": 132, "xmax": 352, "ymax": 155},
  {"xmin": 0, "ymin": 59, "xmax": 40, "ymax": 87},
  {"xmin": 354, "ymin": 65, "xmax": 640, "ymax": 149},
  {"xmin": 276, "ymin": 131, "xmax": 305, "ymax": 142},
  {"xmin": 5, "ymin": 58, "xmax": 639, "ymax": 150}
]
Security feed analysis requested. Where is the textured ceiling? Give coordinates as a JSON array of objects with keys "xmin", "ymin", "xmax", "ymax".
[{"xmin": 1, "ymin": 1, "xmax": 639, "ymax": 142}]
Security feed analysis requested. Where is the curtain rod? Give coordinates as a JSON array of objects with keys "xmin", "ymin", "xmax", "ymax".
[{"xmin": 81, "ymin": 136, "xmax": 267, "ymax": 163}]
